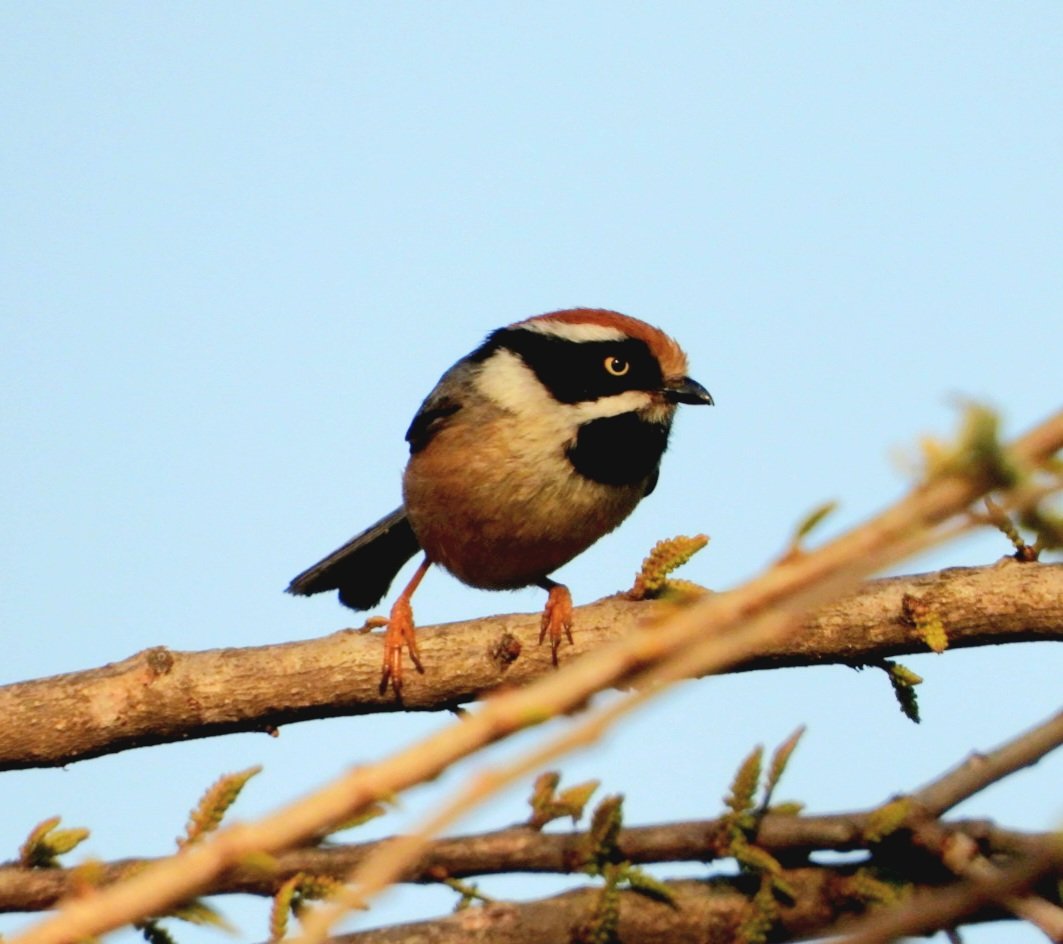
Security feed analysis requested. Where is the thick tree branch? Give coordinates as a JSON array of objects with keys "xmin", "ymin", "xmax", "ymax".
[
  {"xmin": 324, "ymin": 872, "xmax": 879, "ymax": 944},
  {"xmin": 1, "ymin": 702, "xmax": 1058, "ymax": 940},
  {"xmin": 1, "ymin": 561, "xmax": 1060, "ymax": 771},
  {"xmin": 0, "ymin": 815, "xmax": 1052, "ymax": 913},
  {"xmin": 9, "ymin": 410, "xmax": 1062, "ymax": 944},
  {"xmin": 2, "ymin": 705, "xmax": 1058, "ymax": 919},
  {"xmin": 318, "ymin": 855, "xmax": 1062, "ymax": 944}
]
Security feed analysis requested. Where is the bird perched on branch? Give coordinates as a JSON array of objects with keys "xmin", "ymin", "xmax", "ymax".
[{"xmin": 287, "ymin": 308, "xmax": 713, "ymax": 694}]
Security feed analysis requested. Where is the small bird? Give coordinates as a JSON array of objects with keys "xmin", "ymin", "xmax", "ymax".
[{"xmin": 287, "ymin": 308, "xmax": 713, "ymax": 693}]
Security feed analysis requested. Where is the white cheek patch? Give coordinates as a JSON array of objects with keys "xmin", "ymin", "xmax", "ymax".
[
  {"xmin": 521, "ymin": 320, "xmax": 627, "ymax": 343},
  {"xmin": 476, "ymin": 350, "xmax": 658, "ymax": 423},
  {"xmin": 475, "ymin": 349, "xmax": 556, "ymax": 416}
]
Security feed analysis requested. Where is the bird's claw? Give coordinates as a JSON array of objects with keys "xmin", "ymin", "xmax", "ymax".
[
  {"xmin": 538, "ymin": 583, "xmax": 574, "ymax": 666},
  {"xmin": 379, "ymin": 596, "xmax": 424, "ymax": 696}
]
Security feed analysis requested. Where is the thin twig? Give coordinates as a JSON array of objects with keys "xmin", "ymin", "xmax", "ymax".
[
  {"xmin": 293, "ymin": 414, "xmax": 1063, "ymax": 943},
  {"xmin": 830, "ymin": 705, "xmax": 1063, "ymax": 943},
  {"xmin": 835, "ymin": 846, "xmax": 1063, "ymax": 944},
  {"xmin": 9, "ymin": 409, "xmax": 1063, "ymax": 944},
  {"xmin": 937, "ymin": 833, "xmax": 1063, "ymax": 941},
  {"xmin": 911, "ymin": 709, "xmax": 1063, "ymax": 817}
]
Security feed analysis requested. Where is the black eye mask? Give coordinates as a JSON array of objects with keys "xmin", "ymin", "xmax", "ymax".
[{"xmin": 472, "ymin": 328, "xmax": 665, "ymax": 404}]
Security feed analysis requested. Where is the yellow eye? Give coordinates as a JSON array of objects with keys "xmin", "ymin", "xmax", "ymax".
[{"xmin": 604, "ymin": 355, "xmax": 630, "ymax": 377}]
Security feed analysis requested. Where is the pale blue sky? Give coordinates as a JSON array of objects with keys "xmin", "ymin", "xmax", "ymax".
[{"xmin": 2, "ymin": 4, "xmax": 1061, "ymax": 942}]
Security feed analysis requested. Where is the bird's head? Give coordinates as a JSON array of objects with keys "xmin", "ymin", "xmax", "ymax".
[
  {"xmin": 472, "ymin": 307, "xmax": 712, "ymax": 423},
  {"xmin": 466, "ymin": 308, "xmax": 712, "ymax": 487}
]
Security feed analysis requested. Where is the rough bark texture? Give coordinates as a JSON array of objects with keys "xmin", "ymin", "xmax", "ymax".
[
  {"xmin": 0, "ymin": 815, "xmax": 1048, "ymax": 913},
  {"xmin": 0, "ymin": 561, "xmax": 1059, "ymax": 770},
  {"xmin": 324, "ymin": 871, "xmax": 1020, "ymax": 944},
  {"xmin": 328, "ymin": 875, "xmax": 846, "ymax": 944}
]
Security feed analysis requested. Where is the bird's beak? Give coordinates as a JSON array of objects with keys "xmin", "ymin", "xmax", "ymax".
[{"xmin": 664, "ymin": 376, "xmax": 714, "ymax": 406}]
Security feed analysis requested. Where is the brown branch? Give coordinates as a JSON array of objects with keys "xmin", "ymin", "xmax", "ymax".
[
  {"xmin": 910, "ymin": 706, "xmax": 1063, "ymax": 817},
  {"xmin": 1, "ymin": 560, "xmax": 1060, "ymax": 771},
  {"xmin": 932, "ymin": 831, "xmax": 1063, "ymax": 940},
  {"xmin": 324, "ymin": 873, "xmax": 863, "ymax": 944},
  {"xmin": 0, "ymin": 813, "xmax": 1052, "ymax": 914},
  {"xmin": 320, "ymin": 867, "xmax": 1036, "ymax": 944},
  {"xmin": 3, "ymin": 837, "xmax": 1053, "ymax": 942},
  {"xmin": 10, "ymin": 410, "xmax": 1062, "ymax": 944},
  {"xmin": 0, "ymin": 815, "xmax": 862, "ymax": 913},
  {"xmin": 834, "ymin": 845, "xmax": 1063, "ymax": 944}
]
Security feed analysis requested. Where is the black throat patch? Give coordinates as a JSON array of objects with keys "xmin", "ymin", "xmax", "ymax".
[{"xmin": 566, "ymin": 413, "xmax": 671, "ymax": 488}]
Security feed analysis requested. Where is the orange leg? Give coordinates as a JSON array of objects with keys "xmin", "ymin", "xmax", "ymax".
[
  {"xmin": 537, "ymin": 578, "xmax": 574, "ymax": 666},
  {"xmin": 380, "ymin": 556, "xmax": 432, "ymax": 696}
]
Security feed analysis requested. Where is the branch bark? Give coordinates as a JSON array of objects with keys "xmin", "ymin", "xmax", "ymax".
[
  {"xmin": 324, "ymin": 872, "xmax": 870, "ymax": 944},
  {"xmin": 320, "ymin": 857, "xmax": 1062, "ymax": 944},
  {"xmin": 5, "ymin": 678, "xmax": 1063, "ymax": 919},
  {"xmin": 8, "ymin": 410, "xmax": 1061, "ymax": 944},
  {"xmin": 0, "ymin": 814, "xmax": 1051, "ymax": 913},
  {"xmin": 1, "ymin": 560, "xmax": 1060, "ymax": 771}
]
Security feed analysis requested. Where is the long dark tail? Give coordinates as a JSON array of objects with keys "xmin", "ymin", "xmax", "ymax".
[{"xmin": 286, "ymin": 507, "xmax": 421, "ymax": 610}]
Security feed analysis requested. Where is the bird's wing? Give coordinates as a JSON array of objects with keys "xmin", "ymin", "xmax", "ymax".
[{"xmin": 405, "ymin": 396, "xmax": 461, "ymax": 454}]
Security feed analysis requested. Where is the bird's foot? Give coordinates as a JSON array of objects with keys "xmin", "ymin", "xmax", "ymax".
[
  {"xmin": 538, "ymin": 583, "xmax": 574, "ymax": 666},
  {"xmin": 359, "ymin": 615, "xmax": 388, "ymax": 635},
  {"xmin": 380, "ymin": 595, "xmax": 424, "ymax": 696}
]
